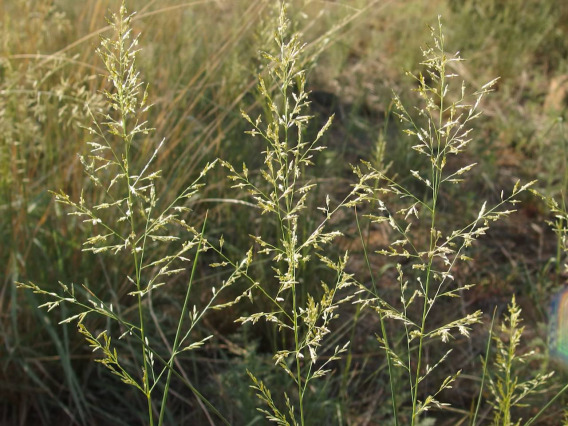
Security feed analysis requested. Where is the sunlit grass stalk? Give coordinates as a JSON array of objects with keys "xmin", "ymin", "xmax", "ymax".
[
  {"xmin": 275, "ymin": 27, "xmax": 305, "ymax": 419},
  {"xmin": 349, "ymin": 16, "xmax": 537, "ymax": 424},
  {"xmin": 17, "ymin": 3, "xmax": 232, "ymax": 424},
  {"xmin": 158, "ymin": 215, "xmax": 207, "ymax": 425},
  {"xmin": 409, "ymin": 21, "xmax": 447, "ymax": 421},
  {"xmin": 222, "ymin": 4, "xmax": 356, "ymax": 424},
  {"xmin": 471, "ymin": 307, "xmax": 497, "ymax": 426},
  {"xmin": 354, "ymin": 207, "xmax": 399, "ymax": 423},
  {"xmin": 115, "ymin": 27, "xmax": 154, "ymax": 426}
]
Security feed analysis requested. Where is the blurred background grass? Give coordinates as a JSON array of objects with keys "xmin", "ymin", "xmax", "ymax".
[{"xmin": 2, "ymin": 0, "xmax": 568, "ymax": 424}]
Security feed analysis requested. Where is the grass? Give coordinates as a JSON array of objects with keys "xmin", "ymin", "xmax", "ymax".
[
  {"xmin": 346, "ymin": 19, "xmax": 558, "ymax": 424},
  {"xmin": 3, "ymin": 0, "xmax": 568, "ymax": 424}
]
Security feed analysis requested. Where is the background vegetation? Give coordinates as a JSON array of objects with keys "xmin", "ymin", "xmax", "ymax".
[{"xmin": 2, "ymin": 0, "xmax": 568, "ymax": 424}]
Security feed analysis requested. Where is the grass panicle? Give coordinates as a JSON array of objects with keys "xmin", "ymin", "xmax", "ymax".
[
  {"xmin": 221, "ymin": 4, "xmax": 357, "ymax": 424},
  {"xmin": 486, "ymin": 296, "xmax": 554, "ymax": 426},
  {"xmin": 348, "ymin": 17, "xmax": 538, "ymax": 424},
  {"xmin": 17, "ymin": 4, "xmax": 236, "ymax": 425}
]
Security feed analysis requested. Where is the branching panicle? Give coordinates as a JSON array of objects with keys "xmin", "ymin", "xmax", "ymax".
[
  {"xmin": 223, "ymin": 4, "xmax": 357, "ymax": 425},
  {"xmin": 351, "ymin": 17, "xmax": 536, "ymax": 424},
  {"xmin": 17, "ymin": 3, "xmax": 229, "ymax": 426}
]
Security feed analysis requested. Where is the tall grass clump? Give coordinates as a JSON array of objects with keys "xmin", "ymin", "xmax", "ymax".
[
  {"xmin": 11, "ymin": 1, "xmax": 568, "ymax": 424},
  {"xmin": 1, "ymin": 0, "xmax": 103, "ymax": 295},
  {"xmin": 221, "ymin": 4, "xmax": 357, "ymax": 424},
  {"xmin": 349, "ymin": 18, "xmax": 538, "ymax": 424},
  {"xmin": 17, "ymin": 4, "xmax": 242, "ymax": 425}
]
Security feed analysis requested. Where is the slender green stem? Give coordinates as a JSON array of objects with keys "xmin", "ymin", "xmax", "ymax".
[
  {"xmin": 355, "ymin": 208, "xmax": 399, "ymax": 424},
  {"xmin": 158, "ymin": 215, "xmax": 208, "ymax": 425},
  {"xmin": 130, "ymin": 156, "xmax": 154, "ymax": 426},
  {"xmin": 119, "ymin": 90, "xmax": 154, "ymax": 425},
  {"xmin": 294, "ymin": 289, "xmax": 304, "ymax": 426},
  {"xmin": 411, "ymin": 34, "xmax": 446, "ymax": 422},
  {"xmin": 137, "ymin": 293, "xmax": 153, "ymax": 425},
  {"xmin": 116, "ymin": 18, "xmax": 153, "ymax": 418},
  {"xmin": 471, "ymin": 308, "xmax": 497, "ymax": 426},
  {"xmin": 412, "ymin": 261, "xmax": 433, "ymax": 424},
  {"xmin": 287, "ymin": 92, "xmax": 305, "ymax": 426},
  {"xmin": 525, "ymin": 383, "xmax": 568, "ymax": 426},
  {"xmin": 411, "ymin": 135, "xmax": 440, "ymax": 424},
  {"xmin": 276, "ymin": 43, "xmax": 305, "ymax": 425}
]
